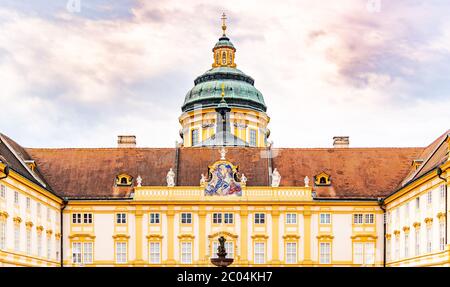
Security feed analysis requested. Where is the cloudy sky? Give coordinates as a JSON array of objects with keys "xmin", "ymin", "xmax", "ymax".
[{"xmin": 0, "ymin": 0, "xmax": 449, "ymax": 148}]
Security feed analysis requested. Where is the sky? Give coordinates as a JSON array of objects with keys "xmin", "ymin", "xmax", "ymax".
[{"xmin": 0, "ymin": 0, "xmax": 449, "ymax": 148}]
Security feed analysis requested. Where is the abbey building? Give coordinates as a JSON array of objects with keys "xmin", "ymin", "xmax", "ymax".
[{"xmin": 0, "ymin": 16, "xmax": 449, "ymax": 267}]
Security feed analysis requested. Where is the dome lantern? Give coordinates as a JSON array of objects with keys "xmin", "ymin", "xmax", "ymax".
[{"xmin": 212, "ymin": 13, "xmax": 236, "ymax": 68}]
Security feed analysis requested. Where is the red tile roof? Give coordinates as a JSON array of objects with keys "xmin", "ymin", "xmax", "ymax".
[{"xmin": 25, "ymin": 145, "xmax": 424, "ymax": 199}]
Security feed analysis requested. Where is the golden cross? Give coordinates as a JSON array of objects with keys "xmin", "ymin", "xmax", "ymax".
[{"xmin": 221, "ymin": 12, "xmax": 227, "ymax": 35}]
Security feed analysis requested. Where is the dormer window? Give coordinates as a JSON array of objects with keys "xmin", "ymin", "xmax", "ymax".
[
  {"xmin": 116, "ymin": 173, "xmax": 133, "ymax": 186},
  {"xmin": 314, "ymin": 172, "xmax": 331, "ymax": 186},
  {"xmin": 411, "ymin": 159, "xmax": 423, "ymax": 170}
]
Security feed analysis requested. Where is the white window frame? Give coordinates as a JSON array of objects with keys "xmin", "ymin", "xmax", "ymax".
[
  {"xmin": 149, "ymin": 242, "xmax": 161, "ymax": 264},
  {"xmin": 353, "ymin": 214, "xmax": 363, "ymax": 224},
  {"xmin": 212, "ymin": 213, "xmax": 222, "ymax": 224},
  {"xmin": 149, "ymin": 213, "xmax": 160, "ymax": 224},
  {"xmin": 319, "ymin": 242, "xmax": 331, "ymax": 264},
  {"xmin": 37, "ymin": 233, "xmax": 43, "ymax": 257},
  {"xmin": 404, "ymin": 233, "xmax": 409, "ymax": 258},
  {"xmin": 427, "ymin": 191, "xmax": 433, "ymax": 205},
  {"xmin": 47, "ymin": 237, "xmax": 51, "ymax": 259},
  {"xmin": 285, "ymin": 242, "xmax": 297, "ymax": 264},
  {"xmin": 191, "ymin": 129, "xmax": 199, "ymax": 146},
  {"xmin": 26, "ymin": 197, "xmax": 31, "ymax": 210},
  {"xmin": 72, "ymin": 242, "xmax": 82, "ymax": 264},
  {"xmin": 72, "ymin": 213, "xmax": 82, "ymax": 224},
  {"xmin": 83, "ymin": 242, "xmax": 93, "ymax": 264},
  {"xmin": 83, "ymin": 213, "xmax": 93, "ymax": 224},
  {"xmin": 365, "ymin": 214, "xmax": 374, "ymax": 224},
  {"xmin": 116, "ymin": 213, "xmax": 127, "ymax": 224},
  {"xmin": 426, "ymin": 225, "xmax": 432, "ymax": 253},
  {"xmin": 319, "ymin": 213, "xmax": 331, "ymax": 224},
  {"xmin": 254, "ymin": 242, "xmax": 265, "ymax": 264},
  {"xmin": 181, "ymin": 213, "xmax": 192, "ymax": 224},
  {"xmin": 224, "ymin": 213, "xmax": 233, "ymax": 224},
  {"xmin": 249, "ymin": 129, "xmax": 257, "ymax": 146},
  {"xmin": 254, "ymin": 213, "xmax": 265, "ymax": 224},
  {"xmin": 116, "ymin": 242, "xmax": 127, "ymax": 264},
  {"xmin": 0, "ymin": 221, "xmax": 5, "ymax": 250},
  {"xmin": 181, "ymin": 242, "xmax": 192, "ymax": 264},
  {"xmin": 0, "ymin": 184, "xmax": 5, "ymax": 199},
  {"xmin": 14, "ymin": 224, "xmax": 20, "ymax": 252},
  {"xmin": 14, "ymin": 191, "xmax": 19, "ymax": 205},
  {"xmin": 415, "ymin": 228, "xmax": 420, "ymax": 256},
  {"xmin": 26, "ymin": 229, "xmax": 32, "ymax": 255},
  {"xmin": 286, "ymin": 213, "xmax": 297, "ymax": 224},
  {"xmin": 439, "ymin": 222, "xmax": 445, "ymax": 251}
]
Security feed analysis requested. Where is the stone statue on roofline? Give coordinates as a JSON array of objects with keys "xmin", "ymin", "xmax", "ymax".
[
  {"xmin": 271, "ymin": 168, "xmax": 281, "ymax": 187},
  {"xmin": 240, "ymin": 173, "xmax": 247, "ymax": 186},
  {"xmin": 136, "ymin": 175, "xmax": 142, "ymax": 187},
  {"xmin": 167, "ymin": 168, "xmax": 175, "ymax": 187},
  {"xmin": 200, "ymin": 173, "xmax": 207, "ymax": 186}
]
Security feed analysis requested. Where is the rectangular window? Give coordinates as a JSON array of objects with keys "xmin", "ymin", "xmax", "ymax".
[
  {"xmin": 116, "ymin": 242, "xmax": 127, "ymax": 263},
  {"xmin": 353, "ymin": 214, "xmax": 363, "ymax": 224},
  {"xmin": 427, "ymin": 191, "xmax": 433, "ymax": 205},
  {"xmin": 72, "ymin": 213, "xmax": 81, "ymax": 224},
  {"xmin": 181, "ymin": 213, "xmax": 192, "ymax": 224},
  {"xmin": 365, "ymin": 214, "xmax": 374, "ymax": 224},
  {"xmin": 72, "ymin": 242, "xmax": 82, "ymax": 264},
  {"xmin": 396, "ymin": 208, "xmax": 400, "ymax": 223},
  {"xmin": 286, "ymin": 242, "xmax": 297, "ymax": 264},
  {"xmin": 224, "ymin": 213, "xmax": 233, "ymax": 224},
  {"xmin": 181, "ymin": 242, "xmax": 192, "ymax": 264},
  {"xmin": 212, "ymin": 213, "xmax": 222, "ymax": 224},
  {"xmin": 83, "ymin": 242, "xmax": 93, "ymax": 264},
  {"xmin": 405, "ymin": 202, "xmax": 410, "ymax": 221},
  {"xmin": 364, "ymin": 242, "xmax": 375, "ymax": 265},
  {"xmin": 319, "ymin": 242, "xmax": 331, "ymax": 264},
  {"xmin": 286, "ymin": 213, "xmax": 297, "ymax": 224},
  {"xmin": 116, "ymin": 213, "xmax": 127, "ymax": 224},
  {"xmin": 149, "ymin": 242, "xmax": 160, "ymax": 264},
  {"xmin": 14, "ymin": 191, "xmax": 19, "ymax": 205},
  {"xmin": 26, "ymin": 197, "xmax": 31, "ymax": 210},
  {"xmin": 250, "ymin": 129, "xmax": 257, "ymax": 146},
  {"xmin": 191, "ymin": 129, "xmax": 199, "ymax": 146},
  {"xmin": 440, "ymin": 185, "xmax": 445, "ymax": 210},
  {"xmin": 37, "ymin": 202, "xmax": 41, "ymax": 217},
  {"xmin": 320, "ymin": 213, "xmax": 331, "ymax": 224},
  {"xmin": 415, "ymin": 228, "xmax": 420, "ymax": 256},
  {"xmin": 353, "ymin": 242, "xmax": 363, "ymax": 264},
  {"xmin": 426, "ymin": 225, "xmax": 432, "ymax": 253},
  {"xmin": 14, "ymin": 225, "xmax": 20, "ymax": 252},
  {"xmin": 403, "ymin": 233, "xmax": 409, "ymax": 258},
  {"xmin": 83, "ymin": 213, "xmax": 93, "ymax": 224},
  {"xmin": 56, "ymin": 238, "xmax": 60, "ymax": 261},
  {"xmin": 386, "ymin": 239, "xmax": 391, "ymax": 262},
  {"xmin": 212, "ymin": 241, "xmax": 219, "ymax": 258},
  {"xmin": 439, "ymin": 222, "xmax": 445, "ymax": 251},
  {"xmin": 416, "ymin": 197, "xmax": 420, "ymax": 210},
  {"xmin": 254, "ymin": 213, "xmax": 265, "ymax": 224},
  {"xmin": 47, "ymin": 237, "xmax": 51, "ymax": 259},
  {"xmin": 47, "ymin": 207, "xmax": 51, "ymax": 221},
  {"xmin": 0, "ymin": 221, "xmax": 5, "ymax": 249},
  {"xmin": 26, "ymin": 229, "xmax": 32, "ymax": 255},
  {"xmin": 254, "ymin": 242, "xmax": 265, "ymax": 264},
  {"xmin": 395, "ymin": 237, "xmax": 399, "ymax": 260},
  {"xmin": 149, "ymin": 213, "xmax": 160, "ymax": 224},
  {"xmin": 0, "ymin": 184, "xmax": 5, "ymax": 199},
  {"xmin": 225, "ymin": 241, "xmax": 234, "ymax": 259},
  {"xmin": 37, "ymin": 233, "xmax": 42, "ymax": 257}
]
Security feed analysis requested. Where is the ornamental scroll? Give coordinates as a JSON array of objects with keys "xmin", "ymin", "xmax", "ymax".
[{"xmin": 204, "ymin": 160, "xmax": 243, "ymax": 196}]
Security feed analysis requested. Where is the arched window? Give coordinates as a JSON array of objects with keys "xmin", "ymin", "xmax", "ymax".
[
  {"xmin": 320, "ymin": 177, "xmax": 326, "ymax": 184},
  {"xmin": 215, "ymin": 52, "xmax": 219, "ymax": 65},
  {"xmin": 228, "ymin": 52, "xmax": 232, "ymax": 64},
  {"xmin": 222, "ymin": 51, "xmax": 227, "ymax": 65},
  {"xmin": 121, "ymin": 177, "xmax": 128, "ymax": 185}
]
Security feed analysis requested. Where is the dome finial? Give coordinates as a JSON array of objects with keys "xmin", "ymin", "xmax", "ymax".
[{"xmin": 221, "ymin": 12, "xmax": 227, "ymax": 36}]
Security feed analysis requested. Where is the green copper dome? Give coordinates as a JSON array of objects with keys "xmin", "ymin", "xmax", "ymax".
[
  {"xmin": 214, "ymin": 36, "xmax": 235, "ymax": 49},
  {"xmin": 182, "ymin": 67, "xmax": 267, "ymax": 113}
]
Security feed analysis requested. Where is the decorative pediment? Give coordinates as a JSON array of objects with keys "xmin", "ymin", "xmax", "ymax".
[
  {"xmin": 204, "ymin": 160, "xmax": 243, "ymax": 196},
  {"xmin": 208, "ymin": 231, "xmax": 238, "ymax": 239},
  {"xmin": 314, "ymin": 172, "xmax": 331, "ymax": 186}
]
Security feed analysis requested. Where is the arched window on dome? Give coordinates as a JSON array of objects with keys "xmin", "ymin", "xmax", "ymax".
[
  {"xmin": 222, "ymin": 51, "xmax": 227, "ymax": 65},
  {"xmin": 228, "ymin": 52, "xmax": 232, "ymax": 65},
  {"xmin": 215, "ymin": 52, "xmax": 219, "ymax": 65}
]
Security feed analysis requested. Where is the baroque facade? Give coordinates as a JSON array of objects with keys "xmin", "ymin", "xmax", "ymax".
[{"xmin": 0, "ymin": 16, "xmax": 449, "ymax": 267}]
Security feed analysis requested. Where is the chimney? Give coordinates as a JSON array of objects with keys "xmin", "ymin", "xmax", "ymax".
[
  {"xmin": 117, "ymin": 135, "xmax": 136, "ymax": 148},
  {"xmin": 333, "ymin": 136, "xmax": 349, "ymax": 148}
]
